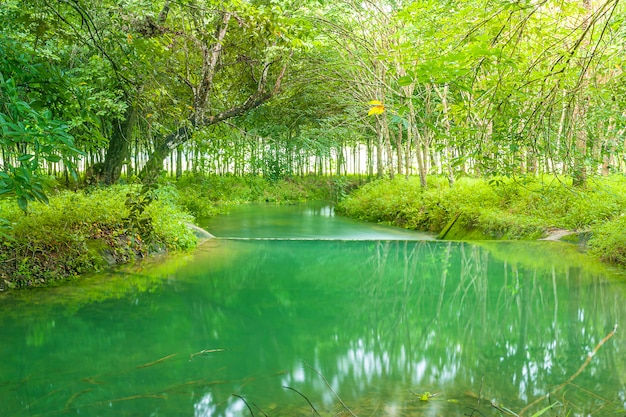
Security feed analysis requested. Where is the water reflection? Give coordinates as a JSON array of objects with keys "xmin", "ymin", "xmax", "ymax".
[{"xmin": 1, "ymin": 238, "xmax": 625, "ymax": 417}]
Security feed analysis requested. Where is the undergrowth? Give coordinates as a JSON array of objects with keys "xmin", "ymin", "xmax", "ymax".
[
  {"xmin": 174, "ymin": 173, "xmax": 357, "ymax": 219},
  {"xmin": 0, "ymin": 174, "xmax": 357, "ymax": 288},
  {"xmin": 0, "ymin": 184, "xmax": 196, "ymax": 288},
  {"xmin": 337, "ymin": 174, "xmax": 626, "ymax": 264}
]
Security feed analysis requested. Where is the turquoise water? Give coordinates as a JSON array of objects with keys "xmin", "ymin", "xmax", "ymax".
[
  {"xmin": 1, "ymin": 204, "xmax": 625, "ymax": 417},
  {"xmin": 201, "ymin": 202, "xmax": 435, "ymax": 240}
]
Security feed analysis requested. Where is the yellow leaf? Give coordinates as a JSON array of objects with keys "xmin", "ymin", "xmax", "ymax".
[
  {"xmin": 368, "ymin": 104, "xmax": 385, "ymax": 116},
  {"xmin": 368, "ymin": 100, "xmax": 382, "ymax": 105}
]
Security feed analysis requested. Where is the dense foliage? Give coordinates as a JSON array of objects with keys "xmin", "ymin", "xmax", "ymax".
[
  {"xmin": 0, "ymin": 0, "xmax": 624, "ymax": 191},
  {"xmin": 0, "ymin": 176, "xmax": 349, "ymax": 287}
]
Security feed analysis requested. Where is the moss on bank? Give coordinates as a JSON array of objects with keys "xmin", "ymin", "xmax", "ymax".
[{"xmin": 336, "ymin": 175, "xmax": 626, "ymax": 266}]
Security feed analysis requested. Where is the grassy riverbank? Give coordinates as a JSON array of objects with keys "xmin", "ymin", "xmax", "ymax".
[
  {"xmin": 0, "ymin": 184, "xmax": 197, "ymax": 288},
  {"xmin": 0, "ymin": 175, "xmax": 349, "ymax": 288},
  {"xmin": 336, "ymin": 175, "xmax": 626, "ymax": 266},
  {"xmin": 173, "ymin": 173, "xmax": 352, "ymax": 218}
]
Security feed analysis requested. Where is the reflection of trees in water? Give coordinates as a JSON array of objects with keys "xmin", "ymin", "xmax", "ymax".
[
  {"xmin": 4, "ymin": 240, "xmax": 623, "ymax": 416},
  {"xmin": 315, "ymin": 241, "xmax": 626, "ymax": 416}
]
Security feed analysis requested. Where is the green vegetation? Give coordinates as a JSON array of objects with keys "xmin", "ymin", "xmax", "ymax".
[
  {"xmin": 1, "ymin": 0, "xmax": 626, "ymax": 284},
  {"xmin": 337, "ymin": 175, "xmax": 626, "ymax": 264},
  {"xmin": 0, "ymin": 184, "xmax": 196, "ymax": 288},
  {"xmin": 175, "ymin": 174, "xmax": 354, "ymax": 218},
  {"xmin": 0, "ymin": 175, "xmax": 348, "ymax": 288}
]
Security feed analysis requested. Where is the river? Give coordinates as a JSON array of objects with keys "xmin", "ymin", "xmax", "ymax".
[{"xmin": 1, "ymin": 203, "xmax": 625, "ymax": 417}]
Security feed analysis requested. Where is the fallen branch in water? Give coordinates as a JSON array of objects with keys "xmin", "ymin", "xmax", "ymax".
[
  {"xmin": 519, "ymin": 324, "xmax": 618, "ymax": 416},
  {"xmin": 233, "ymin": 394, "xmax": 256, "ymax": 417},
  {"xmin": 233, "ymin": 394, "xmax": 269, "ymax": 417},
  {"xmin": 137, "ymin": 353, "xmax": 178, "ymax": 368},
  {"xmin": 189, "ymin": 348, "xmax": 227, "ymax": 361}
]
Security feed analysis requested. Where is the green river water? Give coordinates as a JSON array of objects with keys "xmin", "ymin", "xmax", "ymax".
[{"xmin": 1, "ymin": 203, "xmax": 625, "ymax": 417}]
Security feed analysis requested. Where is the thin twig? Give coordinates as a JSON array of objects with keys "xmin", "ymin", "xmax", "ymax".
[
  {"xmin": 136, "ymin": 353, "xmax": 178, "ymax": 368},
  {"xmin": 283, "ymin": 386, "xmax": 321, "ymax": 417},
  {"xmin": 233, "ymin": 394, "xmax": 256, "ymax": 417},
  {"xmin": 304, "ymin": 361, "xmax": 358, "ymax": 417}
]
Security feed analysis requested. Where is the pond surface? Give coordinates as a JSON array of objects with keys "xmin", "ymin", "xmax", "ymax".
[{"xmin": 1, "ymin": 203, "xmax": 625, "ymax": 417}]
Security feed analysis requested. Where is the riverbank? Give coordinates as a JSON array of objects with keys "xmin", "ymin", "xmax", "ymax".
[
  {"xmin": 4, "ymin": 173, "xmax": 624, "ymax": 289},
  {"xmin": 336, "ymin": 175, "xmax": 626, "ymax": 266},
  {"xmin": 0, "ymin": 184, "xmax": 197, "ymax": 289},
  {"xmin": 0, "ymin": 175, "xmax": 350, "ymax": 289}
]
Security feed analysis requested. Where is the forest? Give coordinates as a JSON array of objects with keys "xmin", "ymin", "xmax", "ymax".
[
  {"xmin": 2, "ymin": 0, "xmax": 625, "ymax": 190},
  {"xmin": 1, "ymin": 0, "xmax": 626, "ymax": 285}
]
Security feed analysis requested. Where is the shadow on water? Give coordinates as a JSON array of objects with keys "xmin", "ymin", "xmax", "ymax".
[{"xmin": 1, "ymin": 204, "xmax": 625, "ymax": 417}]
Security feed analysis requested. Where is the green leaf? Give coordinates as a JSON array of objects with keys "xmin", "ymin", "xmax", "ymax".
[
  {"xmin": 530, "ymin": 402, "xmax": 560, "ymax": 417},
  {"xmin": 45, "ymin": 154, "xmax": 62, "ymax": 163},
  {"xmin": 17, "ymin": 196, "xmax": 28, "ymax": 212},
  {"xmin": 397, "ymin": 75, "xmax": 413, "ymax": 86},
  {"xmin": 18, "ymin": 154, "xmax": 35, "ymax": 163},
  {"xmin": 31, "ymin": 188, "xmax": 49, "ymax": 204}
]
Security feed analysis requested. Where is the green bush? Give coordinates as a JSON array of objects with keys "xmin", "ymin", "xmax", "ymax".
[
  {"xmin": 174, "ymin": 174, "xmax": 354, "ymax": 215},
  {"xmin": 588, "ymin": 215, "xmax": 626, "ymax": 265},
  {"xmin": 0, "ymin": 185, "xmax": 196, "ymax": 287}
]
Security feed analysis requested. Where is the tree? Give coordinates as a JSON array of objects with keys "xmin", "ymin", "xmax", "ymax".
[
  {"xmin": 129, "ymin": 1, "xmax": 294, "ymax": 181},
  {"xmin": 0, "ymin": 2, "xmax": 84, "ymax": 210}
]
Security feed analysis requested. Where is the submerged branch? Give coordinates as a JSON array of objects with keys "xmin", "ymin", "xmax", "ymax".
[
  {"xmin": 519, "ymin": 324, "xmax": 618, "ymax": 416},
  {"xmin": 303, "ymin": 361, "xmax": 358, "ymax": 417},
  {"xmin": 283, "ymin": 386, "xmax": 321, "ymax": 417}
]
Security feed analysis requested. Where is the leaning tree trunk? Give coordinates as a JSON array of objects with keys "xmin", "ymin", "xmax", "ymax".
[{"xmin": 140, "ymin": 124, "xmax": 191, "ymax": 181}]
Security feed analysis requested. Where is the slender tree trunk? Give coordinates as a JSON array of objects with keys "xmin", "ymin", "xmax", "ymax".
[
  {"xmin": 408, "ymin": 97, "xmax": 427, "ymax": 188},
  {"xmin": 572, "ymin": 98, "xmax": 588, "ymax": 187},
  {"xmin": 572, "ymin": 0, "xmax": 593, "ymax": 187},
  {"xmin": 382, "ymin": 115, "xmax": 394, "ymax": 179},
  {"xmin": 415, "ymin": 130, "xmax": 427, "ymax": 188},
  {"xmin": 435, "ymin": 84, "xmax": 455, "ymax": 186},
  {"xmin": 176, "ymin": 145, "xmax": 183, "ymax": 178},
  {"xmin": 396, "ymin": 122, "xmax": 403, "ymax": 176},
  {"xmin": 375, "ymin": 117, "xmax": 384, "ymax": 178}
]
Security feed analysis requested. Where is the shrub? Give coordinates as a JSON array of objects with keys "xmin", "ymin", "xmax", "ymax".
[
  {"xmin": 588, "ymin": 215, "xmax": 626, "ymax": 265},
  {"xmin": 338, "ymin": 174, "xmax": 626, "ymax": 252},
  {"xmin": 0, "ymin": 185, "xmax": 196, "ymax": 287}
]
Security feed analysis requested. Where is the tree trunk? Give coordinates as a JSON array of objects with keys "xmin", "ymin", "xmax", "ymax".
[
  {"xmin": 102, "ymin": 103, "xmax": 136, "ymax": 185},
  {"xmin": 375, "ymin": 117, "xmax": 384, "ymax": 178},
  {"xmin": 175, "ymin": 145, "xmax": 183, "ymax": 178},
  {"xmin": 396, "ymin": 121, "xmax": 403, "ymax": 176},
  {"xmin": 572, "ymin": 0, "xmax": 593, "ymax": 187},
  {"xmin": 572, "ymin": 98, "xmax": 588, "ymax": 187},
  {"xmin": 140, "ymin": 124, "xmax": 191, "ymax": 181}
]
